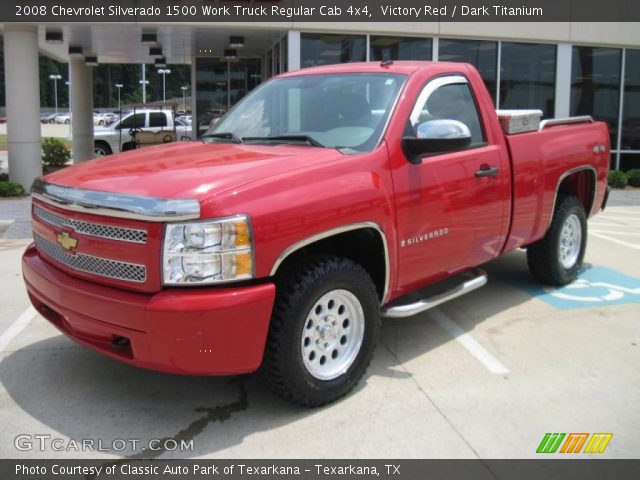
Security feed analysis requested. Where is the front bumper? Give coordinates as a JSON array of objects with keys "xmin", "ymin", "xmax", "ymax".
[{"xmin": 22, "ymin": 244, "xmax": 275, "ymax": 375}]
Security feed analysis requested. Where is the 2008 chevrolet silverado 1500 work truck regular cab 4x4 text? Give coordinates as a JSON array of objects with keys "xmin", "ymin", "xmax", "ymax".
[{"xmin": 23, "ymin": 62, "xmax": 610, "ymax": 406}]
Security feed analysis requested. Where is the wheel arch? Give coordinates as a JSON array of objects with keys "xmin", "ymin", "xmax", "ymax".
[
  {"xmin": 94, "ymin": 139, "xmax": 112, "ymax": 155},
  {"xmin": 269, "ymin": 223, "xmax": 390, "ymax": 303},
  {"xmin": 549, "ymin": 165, "xmax": 597, "ymax": 227}
]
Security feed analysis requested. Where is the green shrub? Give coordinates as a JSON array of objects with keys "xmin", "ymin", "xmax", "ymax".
[
  {"xmin": 0, "ymin": 181, "xmax": 25, "ymax": 197},
  {"xmin": 0, "ymin": 172, "xmax": 8, "ymax": 182},
  {"xmin": 626, "ymin": 169, "xmax": 640, "ymax": 188},
  {"xmin": 42, "ymin": 137, "xmax": 71, "ymax": 167},
  {"xmin": 608, "ymin": 170, "xmax": 627, "ymax": 189}
]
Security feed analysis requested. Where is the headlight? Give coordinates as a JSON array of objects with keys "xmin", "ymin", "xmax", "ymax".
[{"xmin": 163, "ymin": 215, "xmax": 253, "ymax": 285}]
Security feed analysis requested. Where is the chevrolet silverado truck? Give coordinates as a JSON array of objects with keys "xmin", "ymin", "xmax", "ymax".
[{"xmin": 23, "ymin": 62, "xmax": 610, "ymax": 406}]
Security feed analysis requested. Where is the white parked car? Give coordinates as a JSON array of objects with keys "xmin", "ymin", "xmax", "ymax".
[
  {"xmin": 54, "ymin": 113, "xmax": 72, "ymax": 124},
  {"xmin": 93, "ymin": 110, "xmax": 191, "ymax": 156},
  {"xmin": 93, "ymin": 113, "xmax": 109, "ymax": 126}
]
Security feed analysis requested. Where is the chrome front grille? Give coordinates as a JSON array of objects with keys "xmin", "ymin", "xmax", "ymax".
[
  {"xmin": 34, "ymin": 205, "xmax": 147, "ymax": 244},
  {"xmin": 34, "ymin": 233, "xmax": 146, "ymax": 283}
]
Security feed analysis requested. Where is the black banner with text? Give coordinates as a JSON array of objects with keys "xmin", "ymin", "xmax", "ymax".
[{"xmin": 3, "ymin": 0, "xmax": 640, "ymax": 23}]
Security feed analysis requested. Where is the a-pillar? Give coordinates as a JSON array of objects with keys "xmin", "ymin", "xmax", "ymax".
[
  {"xmin": 3, "ymin": 25, "xmax": 42, "ymax": 189},
  {"xmin": 70, "ymin": 56, "xmax": 94, "ymax": 163}
]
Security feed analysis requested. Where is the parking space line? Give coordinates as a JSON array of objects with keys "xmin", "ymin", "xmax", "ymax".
[
  {"xmin": 0, "ymin": 306, "xmax": 37, "ymax": 352},
  {"xmin": 430, "ymin": 308, "xmax": 510, "ymax": 375},
  {"xmin": 590, "ymin": 232, "xmax": 640, "ymax": 250},
  {"xmin": 598, "ymin": 215, "xmax": 638, "ymax": 222},
  {"xmin": 591, "ymin": 230, "xmax": 640, "ymax": 236},
  {"xmin": 590, "ymin": 221, "xmax": 639, "ymax": 227}
]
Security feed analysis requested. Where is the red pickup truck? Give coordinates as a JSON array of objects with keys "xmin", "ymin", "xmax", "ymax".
[{"xmin": 23, "ymin": 62, "xmax": 610, "ymax": 406}]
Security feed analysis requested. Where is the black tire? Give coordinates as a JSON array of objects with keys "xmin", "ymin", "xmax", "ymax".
[
  {"xmin": 527, "ymin": 195, "xmax": 587, "ymax": 286},
  {"xmin": 94, "ymin": 142, "xmax": 112, "ymax": 157},
  {"xmin": 264, "ymin": 255, "xmax": 380, "ymax": 407}
]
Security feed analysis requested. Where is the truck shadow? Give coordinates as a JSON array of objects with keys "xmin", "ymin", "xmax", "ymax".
[{"xmin": 0, "ymin": 250, "xmax": 540, "ymax": 459}]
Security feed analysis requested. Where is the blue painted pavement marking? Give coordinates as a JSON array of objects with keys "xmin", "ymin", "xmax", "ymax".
[{"xmin": 520, "ymin": 266, "xmax": 640, "ymax": 310}]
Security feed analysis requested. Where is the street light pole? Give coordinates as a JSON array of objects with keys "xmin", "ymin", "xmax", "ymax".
[
  {"xmin": 157, "ymin": 68, "xmax": 171, "ymax": 103},
  {"xmin": 141, "ymin": 63, "xmax": 147, "ymax": 104},
  {"xmin": 49, "ymin": 74, "xmax": 62, "ymax": 114},
  {"xmin": 139, "ymin": 79, "xmax": 149, "ymax": 104},
  {"xmin": 115, "ymin": 84, "xmax": 123, "ymax": 111},
  {"xmin": 180, "ymin": 85, "xmax": 188, "ymax": 112}
]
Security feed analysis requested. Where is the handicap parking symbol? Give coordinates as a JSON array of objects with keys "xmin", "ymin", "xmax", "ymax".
[{"xmin": 523, "ymin": 266, "xmax": 640, "ymax": 310}]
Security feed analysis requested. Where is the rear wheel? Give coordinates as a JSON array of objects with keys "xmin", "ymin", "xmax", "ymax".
[
  {"xmin": 264, "ymin": 256, "xmax": 380, "ymax": 407},
  {"xmin": 527, "ymin": 195, "xmax": 587, "ymax": 286},
  {"xmin": 94, "ymin": 142, "xmax": 111, "ymax": 157}
]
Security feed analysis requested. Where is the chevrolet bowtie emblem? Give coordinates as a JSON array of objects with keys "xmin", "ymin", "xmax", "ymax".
[{"xmin": 57, "ymin": 232, "xmax": 78, "ymax": 251}]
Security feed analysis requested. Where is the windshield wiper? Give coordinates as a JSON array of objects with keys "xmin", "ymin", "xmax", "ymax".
[
  {"xmin": 242, "ymin": 135, "xmax": 325, "ymax": 148},
  {"xmin": 201, "ymin": 132, "xmax": 243, "ymax": 144}
]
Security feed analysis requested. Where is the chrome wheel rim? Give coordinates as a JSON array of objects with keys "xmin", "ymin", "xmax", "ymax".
[
  {"xmin": 301, "ymin": 289, "xmax": 365, "ymax": 381},
  {"xmin": 94, "ymin": 148, "xmax": 106, "ymax": 157},
  {"xmin": 559, "ymin": 213, "xmax": 582, "ymax": 269}
]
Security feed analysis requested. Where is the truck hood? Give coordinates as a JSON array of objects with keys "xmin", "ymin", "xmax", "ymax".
[{"xmin": 43, "ymin": 141, "xmax": 344, "ymax": 201}]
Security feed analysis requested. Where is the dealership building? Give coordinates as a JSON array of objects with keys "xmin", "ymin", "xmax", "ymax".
[{"xmin": 1, "ymin": 20, "xmax": 640, "ymax": 189}]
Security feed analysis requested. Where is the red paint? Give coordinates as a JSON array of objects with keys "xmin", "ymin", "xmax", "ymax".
[{"xmin": 23, "ymin": 62, "xmax": 609, "ymax": 374}]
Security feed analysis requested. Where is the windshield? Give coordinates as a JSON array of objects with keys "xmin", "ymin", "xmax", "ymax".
[{"xmin": 206, "ymin": 73, "xmax": 406, "ymax": 152}]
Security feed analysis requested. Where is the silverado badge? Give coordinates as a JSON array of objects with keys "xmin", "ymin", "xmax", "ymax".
[{"xmin": 56, "ymin": 232, "xmax": 78, "ymax": 251}]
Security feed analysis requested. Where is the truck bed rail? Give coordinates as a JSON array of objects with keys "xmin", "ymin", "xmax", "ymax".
[{"xmin": 539, "ymin": 116, "xmax": 593, "ymax": 130}]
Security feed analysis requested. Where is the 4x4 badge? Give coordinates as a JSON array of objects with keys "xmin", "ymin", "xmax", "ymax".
[{"xmin": 57, "ymin": 232, "xmax": 78, "ymax": 251}]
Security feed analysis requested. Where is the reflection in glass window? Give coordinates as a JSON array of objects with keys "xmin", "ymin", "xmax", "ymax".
[
  {"xmin": 620, "ymin": 153, "xmax": 640, "ymax": 171},
  {"xmin": 500, "ymin": 42, "xmax": 556, "ymax": 118},
  {"xmin": 622, "ymin": 49, "xmax": 640, "ymax": 152},
  {"xmin": 439, "ymin": 39, "xmax": 498, "ymax": 104},
  {"xmin": 570, "ymin": 47, "xmax": 621, "ymax": 148},
  {"xmin": 369, "ymin": 36, "xmax": 431, "ymax": 62},
  {"xmin": 301, "ymin": 34, "xmax": 366, "ymax": 68}
]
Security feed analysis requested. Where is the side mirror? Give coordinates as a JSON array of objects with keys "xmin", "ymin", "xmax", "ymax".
[{"xmin": 402, "ymin": 119, "xmax": 472, "ymax": 164}]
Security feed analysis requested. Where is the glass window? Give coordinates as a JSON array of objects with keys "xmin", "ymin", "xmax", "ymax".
[
  {"xmin": 149, "ymin": 112, "xmax": 167, "ymax": 128},
  {"xmin": 622, "ymin": 49, "xmax": 640, "ymax": 151},
  {"xmin": 500, "ymin": 42, "xmax": 556, "ymax": 118},
  {"xmin": 208, "ymin": 73, "xmax": 406, "ymax": 152},
  {"xmin": 369, "ymin": 36, "xmax": 432, "ymax": 62},
  {"xmin": 118, "ymin": 113, "xmax": 145, "ymax": 129},
  {"xmin": 408, "ymin": 79, "xmax": 485, "ymax": 147},
  {"xmin": 301, "ymin": 34, "xmax": 366, "ymax": 68},
  {"xmin": 620, "ymin": 153, "xmax": 640, "ymax": 171},
  {"xmin": 570, "ymin": 47, "xmax": 621, "ymax": 148},
  {"xmin": 439, "ymin": 39, "xmax": 498, "ymax": 104}
]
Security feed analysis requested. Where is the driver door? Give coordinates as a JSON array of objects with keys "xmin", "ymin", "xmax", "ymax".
[{"xmin": 392, "ymin": 75, "xmax": 510, "ymax": 293}]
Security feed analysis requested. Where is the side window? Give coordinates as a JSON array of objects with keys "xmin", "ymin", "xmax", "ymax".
[
  {"xmin": 149, "ymin": 112, "xmax": 168, "ymax": 128},
  {"xmin": 408, "ymin": 78, "xmax": 485, "ymax": 147},
  {"xmin": 119, "ymin": 113, "xmax": 145, "ymax": 129}
]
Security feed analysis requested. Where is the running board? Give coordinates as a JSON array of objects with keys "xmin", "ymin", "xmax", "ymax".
[{"xmin": 382, "ymin": 268, "xmax": 488, "ymax": 318}]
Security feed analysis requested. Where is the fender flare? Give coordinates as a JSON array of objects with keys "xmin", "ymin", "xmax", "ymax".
[{"xmin": 269, "ymin": 222, "xmax": 391, "ymax": 303}]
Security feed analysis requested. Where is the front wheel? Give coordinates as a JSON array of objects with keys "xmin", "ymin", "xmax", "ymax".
[
  {"xmin": 264, "ymin": 256, "xmax": 380, "ymax": 407},
  {"xmin": 527, "ymin": 195, "xmax": 587, "ymax": 286}
]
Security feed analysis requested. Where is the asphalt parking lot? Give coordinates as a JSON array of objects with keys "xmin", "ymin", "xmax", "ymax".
[{"xmin": 0, "ymin": 193, "xmax": 638, "ymax": 460}]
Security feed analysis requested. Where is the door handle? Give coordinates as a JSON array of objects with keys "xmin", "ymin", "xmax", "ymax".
[{"xmin": 475, "ymin": 165, "xmax": 500, "ymax": 178}]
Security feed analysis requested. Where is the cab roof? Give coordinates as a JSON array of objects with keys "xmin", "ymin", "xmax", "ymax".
[{"xmin": 278, "ymin": 61, "xmax": 473, "ymax": 78}]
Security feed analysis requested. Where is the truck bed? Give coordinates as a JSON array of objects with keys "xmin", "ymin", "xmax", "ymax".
[{"xmin": 503, "ymin": 120, "xmax": 610, "ymax": 253}]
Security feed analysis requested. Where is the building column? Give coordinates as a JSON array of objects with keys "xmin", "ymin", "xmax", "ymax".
[
  {"xmin": 287, "ymin": 30, "xmax": 301, "ymax": 72},
  {"xmin": 555, "ymin": 43, "xmax": 572, "ymax": 119},
  {"xmin": 3, "ymin": 25, "xmax": 42, "ymax": 189},
  {"xmin": 70, "ymin": 56, "xmax": 94, "ymax": 163}
]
